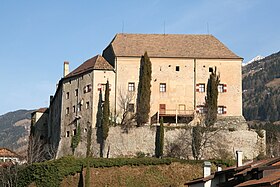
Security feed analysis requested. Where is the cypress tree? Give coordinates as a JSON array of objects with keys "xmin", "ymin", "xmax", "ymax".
[
  {"xmin": 205, "ymin": 67, "xmax": 220, "ymax": 127},
  {"xmin": 136, "ymin": 52, "xmax": 152, "ymax": 126},
  {"xmin": 102, "ymin": 80, "xmax": 110, "ymax": 140},
  {"xmin": 159, "ymin": 117, "xmax": 164, "ymax": 158},
  {"xmin": 191, "ymin": 124, "xmax": 202, "ymax": 160}
]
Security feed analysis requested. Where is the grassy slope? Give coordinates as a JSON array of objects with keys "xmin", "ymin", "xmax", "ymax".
[{"xmin": 61, "ymin": 162, "xmax": 202, "ymax": 187}]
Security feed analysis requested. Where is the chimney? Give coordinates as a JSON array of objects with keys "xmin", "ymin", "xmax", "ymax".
[
  {"xmin": 236, "ymin": 150, "xmax": 243, "ymax": 167},
  {"xmin": 64, "ymin": 61, "xmax": 69, "ymax": 77},
  {"xmin": 203, "ymin": 161, "xmax": 211, "ymax": 177},
  {"xmin": 217, "ymin": 164, "xmax": 222, "ymax": 172}
]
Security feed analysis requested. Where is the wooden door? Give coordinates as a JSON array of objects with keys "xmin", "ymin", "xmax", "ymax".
[{"xmin": 159, "ymin": 104, "xmax": 166, "ymax": 114}]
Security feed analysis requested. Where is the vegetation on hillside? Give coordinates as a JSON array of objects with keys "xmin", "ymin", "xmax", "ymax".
[
  {"xmin": 15, "ymin": 156, "xmax": 235, "ymax": 187},
  {"xmin": 155, "ymin": 117, "xmax": 164, "ymax": 158},
  {"xmin": 243, "ymin": 51, "xmax": 280, "ymax": 122},
  {"xmin": 0, "ymin": 109, "xmax": 33, "ymax": 154},
  {"xmin": 136, "ymin": 52, "xmax": 152, "ymax": 126},
  {"xmin": 249, "ymin": 121, "xmax": 280, "ymax": 157}
]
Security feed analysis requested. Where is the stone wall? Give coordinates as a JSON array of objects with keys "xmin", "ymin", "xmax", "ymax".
[{"xmin": 63, "ymin": 116, "xmax": 265, "ymax": 160}]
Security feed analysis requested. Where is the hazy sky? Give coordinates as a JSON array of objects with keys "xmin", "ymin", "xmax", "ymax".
[{"xmin": 0, "ymin": 0, "xmax": 279, "ymax": 115}]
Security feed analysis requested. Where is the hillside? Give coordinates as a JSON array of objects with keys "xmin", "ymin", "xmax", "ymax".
[
  {"xmin": 242, "ymin": 51, "xmax": 280, "ymax": 122},
  {"xmin": 0, "ymin": 109, "xmax": 33, "ymax": 156}
]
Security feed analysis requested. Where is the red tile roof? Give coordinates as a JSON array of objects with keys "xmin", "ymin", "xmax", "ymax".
[
  {"xmin": 35, "ymin": 108, "xmax": 48, "ymax": 113},
  {"xmin": 65, "ymin": 55, "xmax": 113, "ymax": 78},
  {"xmin": 0, "ymin": 148, "xmax": 20, "ymax": 158},
  {"xmin": 108, "ymin": 33, "xmax": 242, "ymax": 59},
  {"xmin": 236, "ymin": 172, "xmax": 280, "ymax": 186}
]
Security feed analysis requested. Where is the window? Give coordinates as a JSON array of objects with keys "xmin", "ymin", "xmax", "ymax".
[
  {"xmin": 66, "ymin": 131, "xmax": 70, "ymax": 137},
  {"xmin": 66, "ymin": 107, "xmax": 69, "ymax": 115},
  {"xmin": 66, "ymin": 92, "xmax": 69, "ymax": 99},
  {"xmin": 160, "ymin": 83, "xmax": 166, "ymax": 92},
  {"xmin": 196, "ymin": 84, "xmax": 205, "ymax": 92},
  {"xmin": 128, "ymin": 103, "xmax": 135, "ymax": 112},
  {"xmin": 86, "ymin": 101, "xmax": 90, "ymax": 109},
  {"xmin": 196, "ymin": 105, "xmax": 206, "ymax": 114},
  {"xmin": 218, "ymin": 84, "xmax": 227, "ymax": 93},
  {"xmin": 84, "ymin": 128, "xmax": 87, "ymax": 133},
  {"xmin": 209, "ymin": 67, "xmax": 213, "ymax": 72},
  {"xmin": 176, "ymin": 66, "xmax": 180, "ymax": 71},
  {"xmin": 101, "ymin": 84, "xmax": 107, "ymax": 91},
  {"xmin": 73, "ymin": 105, "xmax": 76, "ymax": 113},
  {"xmin": 128, "ymin": 82, "xmax": 135, "ymax": 92},
  {"xmin": 98, "ymin": 83, "xmax": 111, "ymax": 92},
  {"xmin": 77, "ymin": 104, "xmax": 81, "ymax": 112},
  {"xmin": 73, "ymin": 129, "xmax": 77, "ymax": 135},
  {"xmin": 84, "ymin": 84, "xmax": 92, "ymax": 93},
  {"xmin": 75, "ymin": 89, "xmax": 78, "ymax": 96},
  {"xmin": 218, "ymin": 106, "xmax": 227, "ymax": 114}
]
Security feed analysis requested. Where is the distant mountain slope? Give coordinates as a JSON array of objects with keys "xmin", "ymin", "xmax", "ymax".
[
  {"xmin": 0, "ymin": 110, "xmax": 33, "ymax": 156},
  {"xmin": 242, "ymin": 51, "xmax": 280, "ymax": 122}
]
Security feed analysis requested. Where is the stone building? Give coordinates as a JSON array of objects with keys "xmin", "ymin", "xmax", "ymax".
[
  {"xmin": 103, "ymin": 34, "xmax": 243, "ymax": 123},
  {"xmin": 30, "ymin": 33, "xmax": 259, "ymax": 160}
]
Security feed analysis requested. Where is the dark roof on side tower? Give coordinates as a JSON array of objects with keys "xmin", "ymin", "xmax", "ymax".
[
  {"xmin": 105, "ymin": 33, "xmax": 242, "ymax": 59},
  {"xmin": 65, "ymin": 55, "xmax": 113, "ymax": 79}
]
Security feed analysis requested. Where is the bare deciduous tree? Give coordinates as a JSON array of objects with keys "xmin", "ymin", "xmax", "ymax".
[
  {"xmin": 117, "ymin": 89, "xmax": 136, "ymax": 132},
  {"xmin": 27, "ymin": 135, "xmax": 57, "ymax": 163}
]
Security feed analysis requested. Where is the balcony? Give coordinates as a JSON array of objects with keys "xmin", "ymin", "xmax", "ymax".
[{"xmin": 151, "ymin": 109, "xmax": 194, "ymax": 124}]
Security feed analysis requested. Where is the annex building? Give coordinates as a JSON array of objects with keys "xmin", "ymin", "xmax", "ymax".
[{"xmin": 30, "ymin": 34, "xmax": 246, "ymax": 159}]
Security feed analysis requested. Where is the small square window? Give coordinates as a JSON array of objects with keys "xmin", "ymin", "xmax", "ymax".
[
  {"xmin": 84, "ymin": 84, "xmax": 92, "ymax": 93},
  {"xmin": 196, "ymin": 105, "xmax": 206, "ymax": 114},
  {"xmin": 66, "ymin": 131, "xmax": 70, "ymax": 137},
  {"xmin": 128, "ymin": 82, "xmax": 135, "ymax": 92},
  {"xmin": 100, "ymin": 84, "xmax": 106, "ymax": 92},
  {"xmin": 209, "ymin": 67, "xmax": 213, "ymax": 73},
  {"xmin": 218, "ymin": 84, "xmax": 227, "ymax": 93},
  {"xmin": 66, "ymin": 107, "xmax": 69, "ymax": 115},
  {"xmin": 218, "ymin": 84, "xmax": 224, "ymax": 93},
  {"xmin": 176, "ymin": 66, "xmax": 180, "ymax": 71},
  {"xmin": 75, "ymin": 89, "xmax": 78, "ymax": 96},
  {"xmin": 160, "ymin": 83, "xmax": 166, "ymax": 92},
  {"xmin": 73, "ymin": 105, "xmax": 76, "ymax": 113},
  {"xmin": 196, "ymin": 84, "xmax": 205, "ymax": 93},
  {"xmin": 77, "ymin": 104, "xmax": 81, "ymax": 112},
  {"xmin": 73, "ymin": 129, "xmax": 77, "ymax": 135},
  {"xmin": 218, "ymin": 106, "xmax": 227, "ymax": 114},
  {"xmin": 128, "ymin": 103, "xmax": 135, "ymax": 112},
  {"xmin": 86, "ymin": 101, "xmax": 90, "ymax": 109},
  {"xmin": 66, "ymin": 92, "xmax": 69, "ymax": 99}
]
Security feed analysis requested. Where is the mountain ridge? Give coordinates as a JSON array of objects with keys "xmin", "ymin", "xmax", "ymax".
[
  {"xmin": 0, "ymin": 109, "xmax": 34, "ymax": 156},
  {"xmin": 242, "ymin": 51, "xmax": 280, "ymax": 122}
]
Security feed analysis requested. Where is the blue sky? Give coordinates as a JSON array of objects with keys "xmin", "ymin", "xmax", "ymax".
[{"xmin": 0, "ymin": 0, "xmax": 279, "ymax": 115}]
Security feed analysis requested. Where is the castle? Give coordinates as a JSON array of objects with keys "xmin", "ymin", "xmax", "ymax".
[{"xmin": 29, "ymin": 34, "xmax": 258, "ymax": 160}]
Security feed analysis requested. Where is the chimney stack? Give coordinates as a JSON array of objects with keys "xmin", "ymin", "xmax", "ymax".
[
  {"xmin": 64, "ymin": 61, "xmax": 69, "ymax": 77},
  {"xmin": 236, "ymin": 150, "xmax": 243, "ymax": 167},
  {"xmin": 203, "ymin": 161, "xmax": 211, "ymax": 177},
  {"xmin": 217, "ymin": 164, "xmax": 222, "ymax": 172}
]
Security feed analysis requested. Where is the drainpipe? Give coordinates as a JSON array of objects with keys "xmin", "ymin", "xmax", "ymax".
[
  {"xmin": 114, "ymin": 57, "xmax": 118, "ymax": 125},
  {"xmin": 194, "ymin": 59, "xmax": 197, "ymax": 111}
]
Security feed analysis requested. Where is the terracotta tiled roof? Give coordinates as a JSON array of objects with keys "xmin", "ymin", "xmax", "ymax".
[
  {"xmin": 0, "ymin": 148, "xmax": 20, "ymax": 158},
  {"xmin": 35, "ymin": 108, "xmax": 48, "ymax": 113},
  {"xmin": 108, "ymin": 33, "xmax": 242, "ymax": 59},
  {"xmin": 236, "ymin": 172, "xmax": 280, "ymax": 186},
  {"xmin": 65, "ymin": 55, "xmax": 113, "ymax": 78}
]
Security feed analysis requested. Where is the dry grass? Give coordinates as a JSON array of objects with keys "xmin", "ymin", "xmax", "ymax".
[{"xmin": 61, "ymin": 162, "xmax": 202, "ymax": 187}]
